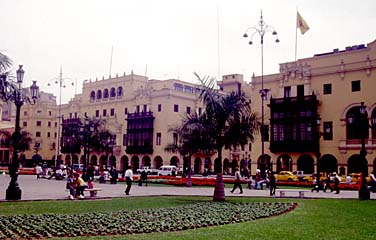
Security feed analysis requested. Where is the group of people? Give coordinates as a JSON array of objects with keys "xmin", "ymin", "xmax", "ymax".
[
  {"xmin": 230, "ymin": 167, "xmax": 277, "ymax": 196},
  {"xmin": 312, "ymin": 173, "xmax": 341, "ymax": 194},
  {"xmin": 66, "ymin": 172, "xmax": 91, "ymax": 199}
]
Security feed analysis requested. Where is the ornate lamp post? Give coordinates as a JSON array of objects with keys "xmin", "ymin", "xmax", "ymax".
[
  {"xmin": 243, "ymin": 11, "xmax": 279, "ymax": 178},
  {"xmin": 357, "ymin": 102, "xmax": 376, "ymax": 200},
  {"xmin": 315, "ymin": 116, "xmax": 322, "ymax": 191},
  {"xmin": 47, "ymin": 67, "xmax": 73, "ymax": 167},
  {"xmin": 0, "ymin": 65, "xmax": 39, "ymax": 200}
]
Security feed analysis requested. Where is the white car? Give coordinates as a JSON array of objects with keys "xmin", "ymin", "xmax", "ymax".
[{"xmin": 158, "ymin": 165, "xmax": 177, "ymax": 176}]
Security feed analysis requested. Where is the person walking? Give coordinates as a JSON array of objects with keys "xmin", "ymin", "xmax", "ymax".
[
  {"xmin": 35, "ymin": 164, "xmax": 42, "ymax": 179},
  {"xmin": 124, "ymin": 166, "xmax": 133, "ymax": 195},
  {"xmin": 269, "ymin": 171, "xmax": 276, "ymax": 196},
  {"xmin": 230, "ymin": 167, "xmax": 243, "ymax": 194},
  {"xmin": 323, "ymin": 174, "xmax": 333, "ymax": 192},
  {"xmin": 334, "ymin": 172, "xmax": 340, "ymax": 194}
]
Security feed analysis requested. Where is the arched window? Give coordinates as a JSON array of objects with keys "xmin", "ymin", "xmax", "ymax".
[
  {"xmin": 117, "ymin": 86, "xmax": 123, "ymax": 97},
  {"xmin": 347, "ymin": 106, "xmax": 367, "ymax": 139},
  {"xmin": 110, "ymin": 87, "xmax": 116, "ymax": 97},
  {"xmin": 103, "ymin": 89, "xmax": 109, "ymax": 98},
  {"xmin": 90, "ymin": 91, "xmax": 95, "ymax": 101},
  {"xmin": 97, "ymin": 90, "xmax": 102, "ymax": 99}
]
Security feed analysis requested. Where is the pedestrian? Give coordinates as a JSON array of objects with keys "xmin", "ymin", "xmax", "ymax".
[
  {"xmin": 230, "ymin": 167, "xmax": 243, "ymax": 194},
  {"xmin": 323, "ymin": 174, "xmax": 333, "ymax": 192},
  {"xmin": 269, "ymin": 171, "xmax": 276, "ymax": 196},
  {"xmin": 334, "ymin": 172, "xmax": 340, "ymax": 194},
  {"xmin": 35, "ymin": 164, "xmax": 42, "ymax": 179},
  {"xmin": 66, "ymin": 172, "xmax": 76, "ymax": 200},
  {"xmin": 369, "ymin": 171, "xmax": 376, "ymax": 192},
  {"xmin": 140, "ymin": 170, "xmax": 148, "ymax": 186},
  {"xmin": 124, "ymin": 166, "xmax": 133, "ymax": 195}
]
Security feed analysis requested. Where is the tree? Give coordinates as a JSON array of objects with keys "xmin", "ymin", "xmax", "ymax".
[
  {"xmin": 0, "ymin": 52, "xmax": 12, "ymax": 74},
  {"xmin": 0, "ymin": 129, "xmax": 33, "ymax": 164},
  {"xmin": 182, "ymin": 73, "xmax": 260, "ymax": 201}
]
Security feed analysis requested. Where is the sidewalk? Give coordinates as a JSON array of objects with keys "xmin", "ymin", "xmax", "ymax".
[{"xmin": 0, "ymin": 174, "xmax": 375, "ymax": 201}]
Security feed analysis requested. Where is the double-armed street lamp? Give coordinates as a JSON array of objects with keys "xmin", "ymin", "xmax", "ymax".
[
  {"xmin": 243, "ymin": 11, "xmax": 279, "ymax": 177},
  {"xmin": 0, "ymin": 65, "xmax": 39, "ymax": 200},
  {"xmin": 47, "ymin": 67, "xmax": 74, "ymax": 167}
]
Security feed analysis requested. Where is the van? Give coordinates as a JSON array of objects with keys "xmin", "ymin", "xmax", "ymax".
[{"xmin": 158, "ymin": 165, "xmax": 177, "ymax": 176}]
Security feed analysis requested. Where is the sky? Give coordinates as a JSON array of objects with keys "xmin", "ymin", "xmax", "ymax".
[{"xmin": 1, "ymin": 0, "xmax": 376, "ymax": 104}]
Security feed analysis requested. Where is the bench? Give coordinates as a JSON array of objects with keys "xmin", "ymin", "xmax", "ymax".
[
  {"xmin": 279, "ymin": 190, "xmax": 305, "ymax": 198},
  {"xmin": 84, "ymin": 188, "xmax": 102, "ymax": 197}
]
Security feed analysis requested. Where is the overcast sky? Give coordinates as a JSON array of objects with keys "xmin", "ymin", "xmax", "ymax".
[{"xmin": 1, "ymin": 0, "xmax": 376, "ymax": 103}]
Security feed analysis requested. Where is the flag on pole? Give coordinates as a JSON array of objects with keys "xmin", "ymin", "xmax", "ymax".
[{"xmin": 297, "ymin": 11, "xmax": 309, "ymax": 34}]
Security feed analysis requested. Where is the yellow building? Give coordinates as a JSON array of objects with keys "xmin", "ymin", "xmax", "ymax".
[{"xmin": 248, "ymin": 39, "xmax": 376, "ymax": 176}]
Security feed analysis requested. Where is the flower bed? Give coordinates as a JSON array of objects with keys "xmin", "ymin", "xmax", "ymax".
[
  {"xmin": 0, "ymin": 202, "xmax": 296, "ymax": 239},
  {"xmin": 0, "ymin": 167, "xmax": 35, "ymax": 175}
]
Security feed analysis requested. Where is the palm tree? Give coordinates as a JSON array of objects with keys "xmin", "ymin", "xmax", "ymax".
[
  {"xmin": 192, "ymin": 73, "xmax": 260, "ymax": 201},
  {"xmin": 166, "ymin": 112, "xmax": 214, "ymax": 186},
  {"xmin": 0, "ymin": 52, "xmax": 12, "ymax": 74}
]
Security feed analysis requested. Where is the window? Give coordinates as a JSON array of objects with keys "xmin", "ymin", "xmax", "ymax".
[
  {"xmin": 173, "ymin": 133, "xmax": 178, "ymax": 145},
  {"xmin": 23, "ymin": 121, "xmax": 27, "ymax": 127},
  {"xmin": 352, "ymin": 80, "xmax": 361, "ymax": 92},
  {"xmin": 54, "ymin": 132, "xmax": 57, "ymax": 138},
  {"xmin": 110, "ymin": 88, "xmax": 116, "ymax": 97},
  {"xmin": 297, "ymin": 84, "xmax": 304, "ymax": 98},
  {"xmin": 323, "ymin": 84, "xmax": 332, "ymax": 95},
  {"xmin": 186, "ymin": 106, "xmax": 191, "ymax": 115},
  {"xmin": 123, "ymin": 134, "xmax": 127, "ymax": 146},
  {"xmin": 198, "ymin": 107, "xmax": 202, "ymax": 115},
  {"xmin": 323, "ymin": 122, "xmax": 333, "ymax": 140},
  {"xmin": 48, "ymin": 121, "xmax": 51, "ymax": 127},
  {"xmin": 36, "ymin": 132, "xmax": 41, "ymax": 137},
  {"xmin": 103, "ymin": 109, "xmax": 107, "ymax": 117},
  {"xmin": 97, "ymin": 90, "xmax": 102, "ymax": 99},
  {"xmin": 96, "ymin": 110, "xmax": 100, "ymax": 117},
  {"xmin": 47, "ymin": 132, "xmax": 51, "ymax": 138},
  {"xmin": 103, "ymin": 89, "xmax": 109, "ymax": 98},
  {"xmin": 117, "ymin": 87, "xmax": 123, "ymax": 97},
  {"xmin": 55, "ymin": 122, "xmax": 57, "ymax": 127},
  {"xmin": 90, "ymin": 91, "xmax": 95, "ymax": 101},
  {"xmin": 110, "ymin": 108, "xmax": 115, "ymax": 116},
  {"xmin": 174, "ymin": 104, "xmax": 179, "ymax": 112},
  {"xmin": 156, "ymin": 133, "xmax": 161, "ymax": 145},
  {"xmin": 158, "ymin": 104, "xmax": 162, "ymax": 112},
  {"xmin": 143, "ymin": 105, "xmax": 147, "ymax": 112},
  {"xmin": 136, "ymin": 105, "xmax": 140, "ymax": 113},
  {"xmin": 49, "ymin": 111, "xmax": 52, "ymax": 116},
  {"xmin": 69, "ymin": 113, "xmax": 72, "ymax": 118},
  {"xmin": 37, "ymin": 110, "xmax": 42, "ymax": 116},
  {"xmin": 36, "ymin": 121, "xmax": 42, "ymax": 127},
  {"xmin": 124, "ymin": 108, "xmax": 128, "ymax": 114},
  {"xmin": 284, "ymin": 86, "xmax": 291, "ymax": 98},
  {"xmin": 24, "ymin": 111, "xmax": 28, "ymax": 116}
]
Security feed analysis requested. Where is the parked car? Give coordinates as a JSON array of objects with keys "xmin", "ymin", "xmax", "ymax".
[
  {"xmin": 136, "ymin": 166, "xmax": 158, "ymax": 175},
  {"xmin": 158, "ymin": 165, "xmax": 178, "ymax": 176},
  {"xmin": 302, "ymin": 173, "xmax": 327, "ymax": 183},
  {"xmin": 276, "ymin": 171, "xmax": 299, "ymax": 182}
]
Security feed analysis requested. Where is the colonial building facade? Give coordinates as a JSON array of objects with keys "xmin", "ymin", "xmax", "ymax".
[
  {"xmin": 2, "ymin": 38, "xmax": 375, "ymax": 176},
  {"xmin": 249, "ymin": 39, "xmax": 376, "ymax": 176}
]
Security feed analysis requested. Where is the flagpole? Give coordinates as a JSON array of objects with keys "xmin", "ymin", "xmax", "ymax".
[{"xmin": 295, "ymin": 10, "xmax": 298, "ymax": 61}]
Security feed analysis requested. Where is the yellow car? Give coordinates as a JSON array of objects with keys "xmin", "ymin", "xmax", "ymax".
[
  {"xmin": 302, "ymin": 173, "xmax": 327, "ymax": 183},
  {"xmin": 276, "ymin": 171, "xmax": 299, "ymax": 182}
]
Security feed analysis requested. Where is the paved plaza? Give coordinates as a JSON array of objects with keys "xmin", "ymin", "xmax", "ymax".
[{"xmin": 0, "ymin": 174, "xmax": 375, "ymax": 201}]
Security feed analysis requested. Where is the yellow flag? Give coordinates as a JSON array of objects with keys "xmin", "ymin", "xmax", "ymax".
[{"xmin": 297, "ymin": 11, "xmax": 309, "ymax": 34}]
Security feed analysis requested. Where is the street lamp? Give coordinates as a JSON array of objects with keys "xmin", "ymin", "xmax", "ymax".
[
  {"xmin": 315, "ymin": 116, "xmax": 322, "ymax": 191},
  {"xmin": 47, "ymin": 67, "xmax": 74, "ymax": 167},
  {"xmin": 357, "ymin": 102, "xmax": 376, "ymax": 200},
  {"xmin": 0, "ymin": 65, "xmax": 39, "ymax": 200},
  {"xmin": 243, "ymin": 11, "xmax": 279, "ymax": 178},
  {"xmin": 79, "ymin": 117, "xmax": 94, "ymax": 169}
]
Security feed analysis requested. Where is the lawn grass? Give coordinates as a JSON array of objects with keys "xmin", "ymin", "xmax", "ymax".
[{"xmin": 1, "ymin": 196, "xmax": 375, "ymax": 240}]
